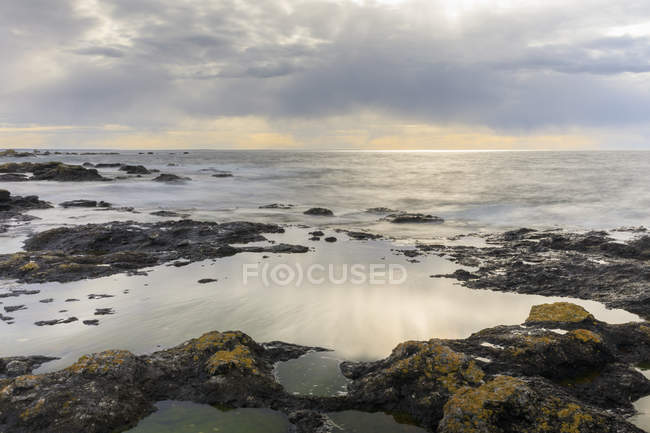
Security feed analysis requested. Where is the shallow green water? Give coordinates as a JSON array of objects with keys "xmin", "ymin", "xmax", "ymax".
[
  {"xmin": 275, "ymin": 350, "xmax": 349, "ymax": 396},
  {"xmin": 125, "ymin": 401, "xmax": 428, "ymax": 433},
  {"xmin": 126, "ymin": 402, "xmax": 289, "ymax": 433}
]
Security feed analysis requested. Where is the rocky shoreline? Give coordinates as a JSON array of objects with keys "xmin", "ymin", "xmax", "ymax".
[
  {"xmin": 0, "ymin": 302, "xmax": 648, "ymax": 432},
  {"xmin": 0, "ymin": 179, "xmax": 649, "ymax": 431}
]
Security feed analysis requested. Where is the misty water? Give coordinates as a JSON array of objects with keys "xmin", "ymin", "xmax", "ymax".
[{"xmin": 1, "ymin": 150, "xmax": 649, "ymax": 432}]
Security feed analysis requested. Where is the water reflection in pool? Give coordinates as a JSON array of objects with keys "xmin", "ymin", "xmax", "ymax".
[
  {"xmin": 125, "ymin": 401, "xmax": 429, "ymax": 433},
  {"xmin": 126, "ymin": 401, "xmax": 288, "ymax": 433}
]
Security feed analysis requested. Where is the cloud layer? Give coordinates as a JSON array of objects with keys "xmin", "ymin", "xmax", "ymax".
[{"xmin": 2, "ymin": 0, "xmax": 650, "ymax": 148}]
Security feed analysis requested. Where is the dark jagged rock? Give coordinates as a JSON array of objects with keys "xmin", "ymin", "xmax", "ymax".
[
  {"xmin": 0, "ymin": 161, "xmax": 108, "ymax": 181},
  {"xmin": 0, "ymin": 356, "xmax": 58, "ymax": 378},
  {"xmin": 34, "ymin": 317, "xmax": 78, "ymax": 326},
  {"xmin": 324, "ymin": 237, "xmax": 337, "ymax": 243},
  {"xmin": 119, "ymin": 165, "xmax": 150, "ymax": 175},
  {"xmin": 83, "ymin": 319, "xmax": 99, "ymax": 326},
  {"xmin": 309, "ymin": 230, "xmax": 325, "ymax": 237},
  {"xmin": 304, "ymin": 208, "xmax": 334, "ymax": 216},
  {"xmin": 3, "ymin": 305, "xmax": 26, "ymax": 313},
  {"xmin": 95, "ymin": 163, "xmax": 123, "ymax": 168},
  {"xmin": 342, "ymin": 230, "xmax": 382, "ymax": 240},
  {"xmin": 152, "ymin": 173, "xmax": 191, "ymax": 182},
  {"xmin": 0, "ymin": 220, "xmax": 307, "ymax": 283},
  {"xmin": 88, "ymin": 294, "xmax": 114, "ymax": 300},
  {"xmin": 197, "ymin": 278, "xmax": 217, "ymax": 284},
  {"xmin": 212, "ymin": 172, "xmax": 233, "ymax": 178},
  {"xmin": 411, "ymin": 229, "xmax": 650, "ymax": 319},
  {"xmin": 386, "ymin": 213, "xmax": 444, "ymax": 224},
  {"xmin": 94, "ymin": 308, "xmax": 114, "ymax": 316}
]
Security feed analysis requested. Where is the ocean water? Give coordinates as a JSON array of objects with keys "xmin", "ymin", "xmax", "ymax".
[
  {"xmin": 1, "ymin": 150, "xmax": 649, "ymax": 432},
  {"xmin": 2, "ymin": 150, "xmax": 649, "ymax": 240}
]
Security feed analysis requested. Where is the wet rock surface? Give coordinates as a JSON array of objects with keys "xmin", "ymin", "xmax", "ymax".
[
  {"xmin": 0, "ymin": 304, "xmax": 647, "ymax": 433},
  {"xmin": 0, "ymin": 219, "xmax": 307, "ymax": 283},
  {"xmin": 0, "ymin": 162, "xmax": 108, "ymax": 181},
  {"xmin": 0, "ymin": 356, "xmax": 58, "ymax": 378},
  {"xmin": 420, "ymin": 229, "xmax": 650, "ymax": 319}
]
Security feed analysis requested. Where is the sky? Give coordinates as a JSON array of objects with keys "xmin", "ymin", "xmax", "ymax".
[{"xmin": 2, "ymin": 0, "xmax": 650, "ymax": 150}]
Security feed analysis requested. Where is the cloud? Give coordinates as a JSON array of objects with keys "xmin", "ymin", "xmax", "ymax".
[
  {"xmin": 1, "ymin": 0, "xmax": 650, "ymax": 148},
  {"xmin": 73, "ymin": 46, "xmax": 126, "ymax": 57}
]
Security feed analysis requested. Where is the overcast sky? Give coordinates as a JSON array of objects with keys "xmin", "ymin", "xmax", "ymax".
[{"xmin": 2, "ymin": 0, "xmax": 650, "ymax": 149}]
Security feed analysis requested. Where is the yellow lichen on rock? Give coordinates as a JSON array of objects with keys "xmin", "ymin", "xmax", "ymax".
[
  {"xmin": 525, "ymin": 303, "xmax": 594, "ymax": 324},
  {"xmin": 568, "ymin": 329, "xmax": 602, "ymax": 344},
  {"xmin": 19, "ymin": 398, "xmax": 45, "ymax": 421},
  {"xmin": 557, "ymin": 403, "xmax": 594, "ymax": 433},
  {"xmin": 387, "ymin": 341, "xmax": 484, "ymax": 393},
  {"xmin": 182, "ymin": 331, "xmax": 250, "ymax": 353},
  {"xmin": 206, "ymin": 344, "xmax": 259, "ymax": 375},
  {"xmin": 66, "ymin": 350, "xmax": 131, "ymax": 375},
  {"xmin": 439, "ymin": 375, "xmax": 527, "ymax": 433},
  {"xmin": 19, "ymin": 261, "xmax": 39, "ymax": 272}
]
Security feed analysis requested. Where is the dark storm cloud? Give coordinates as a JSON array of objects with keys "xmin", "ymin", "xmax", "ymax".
[{"xmin": 2, "ymin": 0, "xmax": 650, "ymax": 132}]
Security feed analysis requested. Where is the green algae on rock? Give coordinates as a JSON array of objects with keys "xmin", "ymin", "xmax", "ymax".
[{"xmin": 526, "ymin": 302, "xmax": 595, "ymax": 324}]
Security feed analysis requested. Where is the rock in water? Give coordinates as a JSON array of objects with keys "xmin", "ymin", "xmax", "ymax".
[
  {"xmin": 386, "ymin": 212, "xmax": 444, "ymax": 223},
  {"xmin": 59, "ymin": 200, "xmax": 97, "ymax": 208},
  {"xmin": 0, "ymin": 161, "xmax": 108, "ymax": 181},
  {"xmin": 119, "ymin": 165, "xmax": 150, "ymax": 175},
  {"xmin": 304, "ymin": 207, "xmax": 334, "ymax": 216},
  {"xmin": 152, "ymin": 173, "xmax": 191, "ymax": 182}
]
